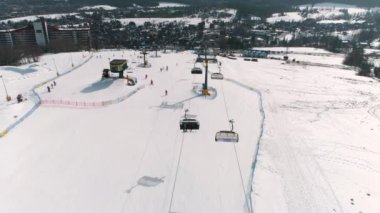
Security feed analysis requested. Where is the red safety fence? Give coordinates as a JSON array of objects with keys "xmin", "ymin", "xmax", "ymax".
[{"xmin": 40, "ymin": 85, "xmax": 145, "ymax": 109}]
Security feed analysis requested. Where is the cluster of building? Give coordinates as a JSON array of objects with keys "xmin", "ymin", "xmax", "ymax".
[{"xmin": 0, "ymin": 18, "xmax": 91, "ymax": 49}]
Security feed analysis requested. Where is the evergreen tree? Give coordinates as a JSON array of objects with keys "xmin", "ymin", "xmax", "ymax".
[{"xmin": 344, "ymin": 45, "xmax": 372, "ymax": 76}]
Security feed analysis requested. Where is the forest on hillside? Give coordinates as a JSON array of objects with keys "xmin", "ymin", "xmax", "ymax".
[{"xmin": 7, "ymin": 0, "xmax": 380, "ymax": 7}]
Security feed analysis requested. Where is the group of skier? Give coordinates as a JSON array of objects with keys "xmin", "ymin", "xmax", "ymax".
[{"xmin": 47, "ymin": 81, "xmax": 57, "ymax": 93}]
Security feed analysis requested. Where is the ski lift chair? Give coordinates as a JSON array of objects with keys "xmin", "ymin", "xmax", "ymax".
[
  {"xmin": 180, "ymin": 119, "xmax": 200, "ymax": 132},
  {"xmin": 215, "ymin": 120, "xmax": 239, "ymax": 143},
  {"xmin": 211, "ymin": 72, "xmax": 224, "ymax": 80},
  {"xmin": 180, "ymin": 109, "xmax": 199, "ymax": 132},
  {"xmin": 191, "ymin": 67, "xmax": 203, "ymax": 74}
]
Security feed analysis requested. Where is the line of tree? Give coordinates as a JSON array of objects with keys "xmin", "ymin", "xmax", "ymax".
[
  {"xmin": 0, "ymin": 45, "xmax": 43, "ymax": 66},
  {"xmin": 343, "ymin": 45, "xmax": 373, "ymax": 76}
]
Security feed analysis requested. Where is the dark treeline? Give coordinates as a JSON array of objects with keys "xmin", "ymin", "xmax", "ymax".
[{"xmin": 68, "ymin": 0, "xmax": 380, "ymax": 8}]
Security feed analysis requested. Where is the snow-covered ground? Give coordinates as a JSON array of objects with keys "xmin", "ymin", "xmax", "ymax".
[
  {"xmin": 299, "ymin": 2, "xmax": 368, "ymax": 15},
  {"xmin": 253, "ymin": 47, "xmax": 332, "ymax": 54},
  {"xmin": 1, "ymin": 50, "xmax": 380, "ymax": 213},
  {"xmin": 371, "ymin": 39, "xmax": 380, "ymax": 48},
  {"xmin": 79, "ymin": 5, "xmax": 118, "ymax": 11},
  {"xmin": 317, "ymin": 19, "xmax": 365, "ymax": 24},
  {"xmin": 0, "ymin": 51, "xmax": 91, "ymax": 132},
  {"xmin": 330, "ymin": 29, "xmax": 362, "ymax": 41},
  {"xmin": 268, "ymin": 3, "xmax": 370, "ymax": 24},
  {"xmin": 266, "ymin": 12, "xmax": 304, "ymax": 23},
  {"xmin": 153, "ymin": 2, "xmax": 189, "ymax": 8}
]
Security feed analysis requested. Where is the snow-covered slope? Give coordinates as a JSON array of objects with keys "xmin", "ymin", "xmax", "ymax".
[
  {"xmin": 0, "ymin": 51, "xmax": 91, "ymax": 132},
  {"xmin": 0, "ymin": 50, "xmax": 380, "ymax": 213}
]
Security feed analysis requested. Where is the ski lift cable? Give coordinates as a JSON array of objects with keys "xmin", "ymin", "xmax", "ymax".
[
  {"xmin": 169, "ymin": 73, "xmax": 197, "ymax": 212},
  {"xmin": 168, "ymin": 133, "xmax": 186, "ymax": 213},
  {"xmin": 219, "ymin": 80, "xmax": 251, "ymax": 213},
  {"xmin": 121, "ymin": 109, "xmax": 173, "ymax": 213}
]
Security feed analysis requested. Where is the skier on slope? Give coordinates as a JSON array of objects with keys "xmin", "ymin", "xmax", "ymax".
[
  {"xmin": 47, "ymin": 86, "xmax": 50, "ymax": 93},
  {"xmin": 150, "ymin": 80, "xmax": 154, "ymax": 85}
]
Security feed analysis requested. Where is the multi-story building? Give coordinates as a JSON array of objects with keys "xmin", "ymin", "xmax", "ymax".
[{"xmin": 0, "ymin": 18, "xmax": 91, "ymax": 49}]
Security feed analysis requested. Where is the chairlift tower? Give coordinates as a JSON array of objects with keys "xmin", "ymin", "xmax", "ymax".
[
  {"xmin": 154, "ymin": 45, "xmax": 158, "ymax": 57},
  {"xmin": 202, "ymin": 45, "xmax": 210, "ymax": 96},
  {"xmin": 141, "ymin": 50, "xmax": 148, "ymax": 66}
]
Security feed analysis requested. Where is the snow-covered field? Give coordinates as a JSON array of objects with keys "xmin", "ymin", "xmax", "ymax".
[
  {"xmin": 266, "ymin": 12, "xmax": 304, "ymax": 23},
  {"xmin": 253, "ymin": 47, "xmax": 332, "ymax": 54},
  {"xmin": 79, "ymin": 5, "xmax": 118, "ymax": 11},
  {"xmin": 268, "ymin": 3, "xmax": 371, "ymax": 23},
  {"xmin": 317, "ymin": 19, "xmax": 365, "ymax": 24},
  {"xmin": 299, "ymin": 3, "xmax": 368, "ymax": 15},
  {"xmin": 1, "ymin": 50, "xmax": 380, "ymax": 213},
  {"xmin": 153, "ymin": 2, "xmax": 189, "ymax": 8}
]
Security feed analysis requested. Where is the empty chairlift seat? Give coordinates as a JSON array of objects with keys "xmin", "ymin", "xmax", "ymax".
[
  {"xmin": 191, "ymin": 67, "xmax": 203, "ymax": 74},
  {"xmin": 215, "ymin": 120, "xmax": 239, "ymax": 143},
  {"xmin": 215, "ymin": 131, "xmax": 239, "ymax": 142},
  {"xmin": 211, "ymin": 73, "xmax": 224, "ymax": 80},
  {"xmin": 180, "ymin": 119, "xmax": 200, "ymax": 131}
]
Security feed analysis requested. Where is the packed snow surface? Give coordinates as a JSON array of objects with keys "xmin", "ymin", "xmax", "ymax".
[
  {"xmin": 0, "ymin": 50, "xmax": 380, "ymax": 213},
  {"xmin": 0, "ymin": 52, "xmax": 91, "ymax": 130},
  {"xmin": 79, "ymin": 5, "xmax": 117, "ymax": 10}
]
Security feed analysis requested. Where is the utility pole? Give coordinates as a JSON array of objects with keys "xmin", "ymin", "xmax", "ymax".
[
  {"xmin": 0, "ymin": 75, "xmax": 10, "ymax": 102},
  {"xmin": 53, "ymin": 58, "xmax": 59, "ymax": 76},
  {"xmin": 141, "ymin": 49, "xmax": 148, "ymax": 66},
  {"xmin": 70, "ymin": 53, "xmax": 74, "ymax": 67}
]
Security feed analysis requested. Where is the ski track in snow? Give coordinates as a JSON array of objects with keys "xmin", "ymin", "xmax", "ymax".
[{"xmin": 368, "ymin": 104, "xmax": 380, "ymax": 121}]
